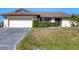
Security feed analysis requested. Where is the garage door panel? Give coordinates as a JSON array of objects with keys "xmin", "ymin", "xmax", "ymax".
[{"xmin": 9, "ymin": 20, "xmax": 32, "ymax": 28}]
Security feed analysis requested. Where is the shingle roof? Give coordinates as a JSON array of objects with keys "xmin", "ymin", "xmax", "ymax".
[
  {"xmin": 34, "ymin": 12, "xmax": 70, "ymax": 17},
  {"xmin": 1, "ymin": 9, "xmax": 70, "ymax": 17}
]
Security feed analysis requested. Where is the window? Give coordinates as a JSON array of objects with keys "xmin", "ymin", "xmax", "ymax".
[
  {"xmin": 43, "ymin": 18, "xmax": 51, "ymax": 22},
  {"xmin": 55, "ymin": 18, "xmax": 61, "ymax": 23}
]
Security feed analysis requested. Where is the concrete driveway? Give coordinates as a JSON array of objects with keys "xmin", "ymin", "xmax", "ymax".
[{"xmin": 0, "ymin": 28, "xmax": 31, "ymax": 50}]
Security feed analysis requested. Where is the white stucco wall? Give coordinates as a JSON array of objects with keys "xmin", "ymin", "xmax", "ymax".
[
  {"xmin": 61, "ymin": 20, "xmax": 71, "ymax": 27},
  {"xmin": 51, "ymin": 18, "xmax": 55, "ymax": 22},
  {"xmin": 4, "ymin": 19, "xmax": 8, "ymax": 28},
  {"xmin": 4, "ymin": 16, "xmax": 71, "ymax": 28},
  {"xmin": 9, "ymin": 20, "xmax": 32, "ymax": 28},
  {"xmin": 51, "ymin": 20, "xmax": 55, "ymax": 22}
]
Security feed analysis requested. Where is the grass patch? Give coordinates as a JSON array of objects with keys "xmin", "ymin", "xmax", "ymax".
[{"xmin": 16, "ymin": 28, "xmax": 79, "ymax": 50}]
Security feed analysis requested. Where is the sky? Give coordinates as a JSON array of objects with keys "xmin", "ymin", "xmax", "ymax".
[{"xmin": 0, "ymin": 8, "xmax": 79, "ymax": 22}]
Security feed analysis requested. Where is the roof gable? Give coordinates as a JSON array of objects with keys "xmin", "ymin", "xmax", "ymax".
[{"xmin": 15, "ymin": 8, "xmax": 29, "ymax": 13}]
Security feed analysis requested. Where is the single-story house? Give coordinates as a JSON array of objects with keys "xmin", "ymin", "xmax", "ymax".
[{"xmin": 1, "ymin": 9, "xmax": 71, "ymax": 28}]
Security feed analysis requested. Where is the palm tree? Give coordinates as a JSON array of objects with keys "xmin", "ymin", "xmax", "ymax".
[{"xmin": 69, "ymin": 14, "xmax": 79, "ymax": 26}]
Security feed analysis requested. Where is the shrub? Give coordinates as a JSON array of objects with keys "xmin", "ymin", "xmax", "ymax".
[
  {"xmin": 48, "ymin": 22, "xmax": 60, "ymax": 27},
  {"xmin": 32, "ymin": 20, "xmax": 39, "ymax": 27},
  {"xmin": 71, "ymin": 23, "xmax": 75, "ymax": 27},
  {"xmin": 33, "ymin": 20, "xmax": 60, "ymax": 27},
  {"xmin": 38, "ymin": 21, "xmax": 48, "ymax": 27},
  {"xmin": 0, "ymin": 22, "xmax": 4, "ymax": 28}
]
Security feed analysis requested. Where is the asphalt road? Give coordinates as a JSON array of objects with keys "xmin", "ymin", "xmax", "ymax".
[{"xmin": 0, "ymin": 28, "xmax": 31, "ymax": 50}]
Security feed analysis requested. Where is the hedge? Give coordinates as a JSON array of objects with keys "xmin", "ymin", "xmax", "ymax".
[
  {"xmin": 32, "ymin": 20, "xmax": 39, "ymax": 27},
  {"xmin": 33, "ymin": 20, "xmax": 60, "ymax": 27}
]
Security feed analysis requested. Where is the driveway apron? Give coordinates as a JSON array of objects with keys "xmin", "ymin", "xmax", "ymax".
[{"xmin": 0, "ymin": 28, "xmax": 31, "ymax": 50}]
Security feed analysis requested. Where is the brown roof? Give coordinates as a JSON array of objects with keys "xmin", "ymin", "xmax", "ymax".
[
  {"xmin": 1, "ymin": 9, "xmax": 70, "ymax": 17},
  {"xmin": 34, "ymin": 12, "xmax": 70, "ymax": 17},
  {"xmin": 15, "ymin": 9, "xmax": 30, "ymax": 12}
]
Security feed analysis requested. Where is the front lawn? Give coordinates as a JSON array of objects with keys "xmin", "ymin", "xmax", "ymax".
[{"xmin": 16, "ymin": 28, "xmax": 79, "ymax": 50}]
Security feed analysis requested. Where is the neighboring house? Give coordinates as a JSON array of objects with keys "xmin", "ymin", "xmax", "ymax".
[{"xmin": 1, "ymin": 9, "xmax": 71, "ymax": 28}]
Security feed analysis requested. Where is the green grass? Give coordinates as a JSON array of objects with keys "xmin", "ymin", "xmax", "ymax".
[{"xmin": 16, "ymin": 28, "xmax": 79, "ymax": 50}]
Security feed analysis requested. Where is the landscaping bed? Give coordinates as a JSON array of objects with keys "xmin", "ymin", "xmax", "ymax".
[
  {"xmin": 16, "ymin": 28, "xmax": 79, "ymax": 50},
  {"xmin": 33, "ymin": 20, "xmax": 60, "ymax": 27}
]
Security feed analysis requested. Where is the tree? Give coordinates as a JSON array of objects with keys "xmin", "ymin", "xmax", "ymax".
[
  {"xmin": 69, "ymin": 14, "xmax": 79, "ymax": 26},
  {"xmin": 0, "ymin": 22, "xmax": 4, "ymax": 28}
]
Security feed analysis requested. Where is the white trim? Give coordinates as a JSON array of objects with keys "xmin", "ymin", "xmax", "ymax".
[{"xmin": 4, "ymin": 18, "xmax": 8, "ymax": 28}]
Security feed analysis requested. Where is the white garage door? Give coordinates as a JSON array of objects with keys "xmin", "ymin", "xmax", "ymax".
[{"xmin": 9, "ymin": 20, "xmax": 32, "ymax": 28}]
